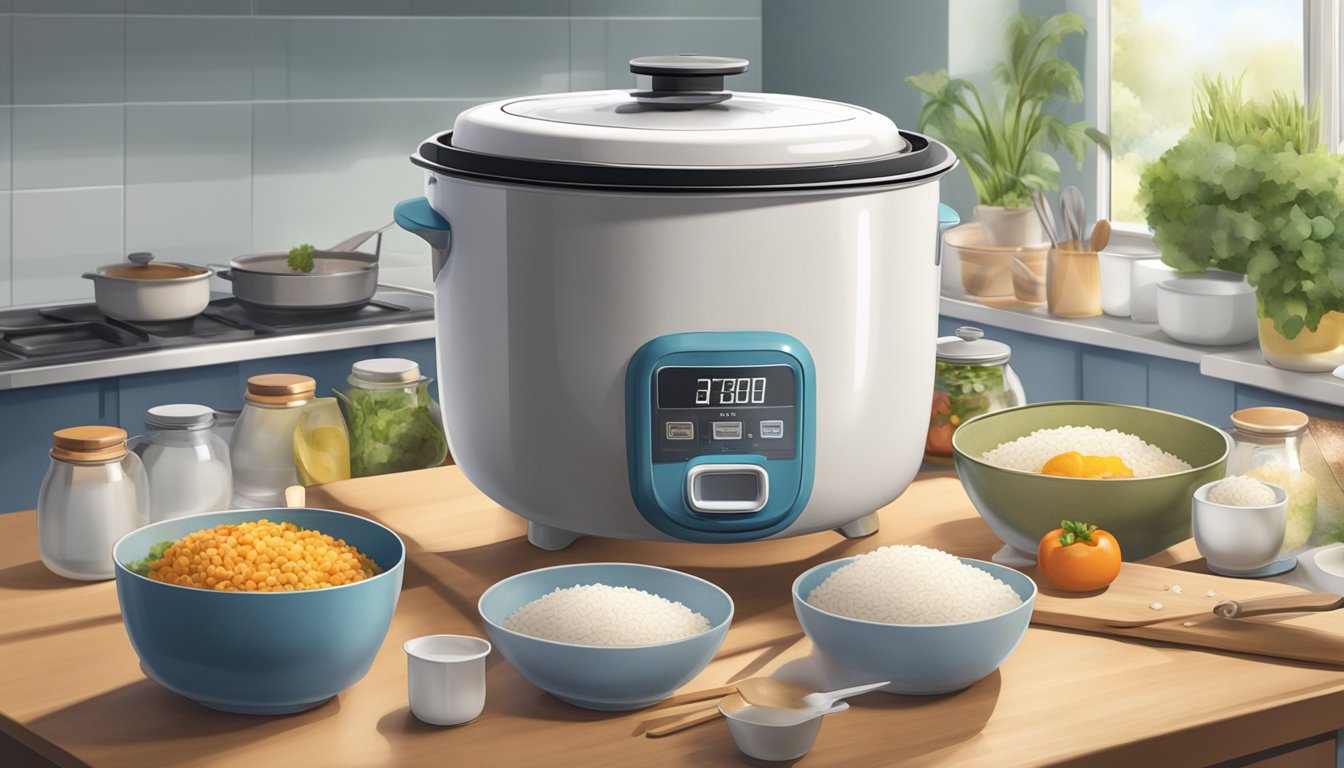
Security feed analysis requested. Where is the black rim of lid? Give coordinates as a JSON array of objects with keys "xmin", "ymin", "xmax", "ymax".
[{"xmin": 410, "ymin": 129, "xmax": 956, "ymax": 192}]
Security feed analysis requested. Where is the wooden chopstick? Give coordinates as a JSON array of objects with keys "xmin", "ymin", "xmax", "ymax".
[
  {"xmin": 644, "ymin": 704, "xmax": 723, "ymax": 738},
  {"xmin": 656, "ymin": 683, "xmax": 738, "ymax": 708}
]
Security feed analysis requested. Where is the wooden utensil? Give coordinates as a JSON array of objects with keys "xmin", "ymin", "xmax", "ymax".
[
  {"xmin": 1089, "ymin": 219, "xmax": 1111, "ymax": 252},
  {"xmin": 658, "ymin": 683, "xmax": 737, "ymax": 708},
  {"xmin": 1215, "ymin": 592, "xmax": 1344, "ymax": 619},
  {"xmin": 644, "ymin": 704, "xmax": 722, "ymax": 738},
  {"xmin": 1030, "ymin": 562, "xmax": 1344, "ymax": 666}
]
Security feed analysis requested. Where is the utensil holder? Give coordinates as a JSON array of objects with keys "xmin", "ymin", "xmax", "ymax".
[{"xmin": 1047, "ymin": 246, "xmax": 1101, "ymax": 318}]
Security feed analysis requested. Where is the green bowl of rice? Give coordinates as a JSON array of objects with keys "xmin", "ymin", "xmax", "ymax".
[{"xmin": 952, "ymin": 401, "xmax": 1230, "ymax": 561}]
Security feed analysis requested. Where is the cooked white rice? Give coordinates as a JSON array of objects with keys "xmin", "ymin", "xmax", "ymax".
[
  {"xmin": 1209, "ymin": 475, "xmax": 1276, "ymax": 507},
  {"xmin": 502, "ymin": 583, "xmax": 710, "ymax": 646},
  {"xmin": 980, "ymin": 425, "xmax": 1191, "ymax": 477},
  {"xmin": 806, "ymin": 545, "xmax": 1021, "ymax": 624}
]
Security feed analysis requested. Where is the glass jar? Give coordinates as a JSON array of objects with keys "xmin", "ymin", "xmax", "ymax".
[
  {"xmin": 129, "ymin": 404, "xmax": 232, "ymax": 521},
  {"xmin": 37, "ymin": 426, "xmax": 149, "ymax": 580},
  {"xmin": 334, "ymin": 358, "xmax": 448, "ymax": 477},
  {"xmin": 229, "ymin": 374, "xmax": 315, "ymax": 508},
  {"xmin": 1226, "ymin": 407, "xmax": 1318, "ymax": 553},
  {"xmin": 925, "ymin": 327, "xmax": 1026, "ymax": 464}
]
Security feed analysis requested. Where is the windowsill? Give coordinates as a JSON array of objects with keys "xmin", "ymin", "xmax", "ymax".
[{"xmin": 938, "ymin": 294, "xmax": 1344, "ymax": 407}]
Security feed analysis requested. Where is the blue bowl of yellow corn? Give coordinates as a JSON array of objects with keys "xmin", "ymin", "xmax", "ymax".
[{"xmin": 113, "ymin": 507, "xmax": 405, "ymax": 715}]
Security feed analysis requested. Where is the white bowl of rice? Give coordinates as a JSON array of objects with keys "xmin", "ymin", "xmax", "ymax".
[
  {"xmin": 793, "ymin": 546, "xmax": 1036, "ymax": 695},
  {"xmin": 477, "ymin": 562, "xmax": 733, "ymax": 711}
]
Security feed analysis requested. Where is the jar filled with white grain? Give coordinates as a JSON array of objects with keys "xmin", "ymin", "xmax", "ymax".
[
  {"xmin": 229, "ymin": 374, "xmax": 315, "ymax": 508},
  {"xmin": 37, "ymin": 426, "xmax": 150, "ymax": 580}
]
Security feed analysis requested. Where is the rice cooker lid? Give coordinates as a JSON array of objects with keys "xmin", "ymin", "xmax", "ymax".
[
  {"xmin": 413, "ymin": 54, "xmax": 957, "ymax": 192},
  {"xmin": 936, "ymin": 327, "xmax": 1011, "ymax": 366}
]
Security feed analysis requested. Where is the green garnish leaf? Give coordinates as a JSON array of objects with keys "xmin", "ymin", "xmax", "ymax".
[
  {"xmin": 287, "ymin": 243, "xmax": 315, "ymax": 273},
  {"xmin": 1058, "ymin": 520, "xmax": 1098, "ymax": 547},
  {"xmin": 125, "ymin": 540, "xmax": 175, "ymax": 576}
]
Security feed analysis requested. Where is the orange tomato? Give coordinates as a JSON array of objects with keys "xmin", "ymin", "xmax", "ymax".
[{"xmin": 1037, "ymin": 521, "xmax": 1122, "ymax": 591}]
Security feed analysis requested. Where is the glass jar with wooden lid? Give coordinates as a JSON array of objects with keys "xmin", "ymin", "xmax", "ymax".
[
  {"xmin": 1226, "ymin": 407, "xmax": 1318, "ymax": 554},
  {"xmin": 230, "ymin": 374, "xmax": 317, "ymax": 508},
  {"xmin": 37, "ymin": 426, "xmax": 150, "ymax": 580}
]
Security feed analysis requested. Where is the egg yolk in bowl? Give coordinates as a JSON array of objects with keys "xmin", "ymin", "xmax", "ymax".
[{"xmin": 1039, "ymin": 452, "xmax": 1134, "ymax": 479}]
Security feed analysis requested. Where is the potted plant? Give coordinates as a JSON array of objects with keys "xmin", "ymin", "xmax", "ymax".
[
  {"xmin": 1140, "ymin": 76, "xmax": 1344, "ymax": 371},
  {"xmin": 907, "ymin": 12, "xmax": 1109, "ymax": 246}
]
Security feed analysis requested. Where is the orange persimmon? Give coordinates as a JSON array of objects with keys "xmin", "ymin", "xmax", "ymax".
[{"xmin": 1037, "ymin": 520, "xmax": 1122, "ymax": 591}]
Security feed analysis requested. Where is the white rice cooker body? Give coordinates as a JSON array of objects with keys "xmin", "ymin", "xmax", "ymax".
[{"xmin": 404, "ymin": 55, "xmax": 957, "ymax": 548}]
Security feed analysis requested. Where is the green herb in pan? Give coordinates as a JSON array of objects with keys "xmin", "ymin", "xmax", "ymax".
[{"xmin": 287, "ymin": 243, "xmax": 316, "ymax": 273}]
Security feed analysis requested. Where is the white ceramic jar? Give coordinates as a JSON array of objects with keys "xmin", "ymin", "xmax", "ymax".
[
  {"xmin": 1098, "ymin": 244, "xmax": 1158, "ymax": 317},
  {"xmin": 229, "ymin": 374, "xmax": 315, "ymax": 508},
  {"xmin": 1129, "ymin": 259, "xmax": 1178, "ymax": 323},
  {"xmin": 1156, "ymin": 272, "xmax": 1257, "ymax": 346},
  {"xmin": 37, "ymin": 426, "xmax": 150, "ymax": 580},
  {"xmin": 130, "ymin": 404, "xmax": 232, "ymax": 521}
]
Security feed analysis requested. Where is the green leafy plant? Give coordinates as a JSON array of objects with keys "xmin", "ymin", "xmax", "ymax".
[
  {"xmin": 287, "ymin": 242, "xmax": 316, "ymax": 273},
  {"xmin": 907, "ymin": 12, "xmax": 1109, "ymax": 208},
  {"xmin": 1140, "ymin": 75, "xmax": 1344, "ymax": 339}
]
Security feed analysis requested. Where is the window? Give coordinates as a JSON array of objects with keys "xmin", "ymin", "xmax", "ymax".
[{"xmin": 1106, "ymin": 0, "xmax": 1306, "ymax": 225}]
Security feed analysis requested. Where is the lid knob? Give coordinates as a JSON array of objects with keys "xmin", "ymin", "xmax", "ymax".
[
  {"xmin": 628, "ymin": 54, "xmax": 749, "ymax": 110},
  {"xmin": 954, "ymin": 326, "xmax": 984, "ymax": 342}
]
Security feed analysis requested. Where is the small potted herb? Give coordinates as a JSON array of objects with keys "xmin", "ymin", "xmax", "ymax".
[
  {"xmin": 907, "ymin": 12, "xmax": 1109, "ymax": 246},
  {"xmin": 1140, "ymin": 76, "xmax": 1344, "ymax": 371}
]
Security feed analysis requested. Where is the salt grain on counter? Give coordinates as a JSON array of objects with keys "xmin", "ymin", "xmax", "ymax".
[
  {"xmin": 1151, "ymin": 601, "xmax": 1165, "ymax": 610},
  {"xmin": 1171, "ymin": 585, "xmax": 1183, "ymax": 594},
  {"xmin": 1182, "ymin": 621, "xmax": 1197, "ymax": 627},
  {"xmin": 1206, "ymin": 590, "xmax": 1217, "ymax": 598}
]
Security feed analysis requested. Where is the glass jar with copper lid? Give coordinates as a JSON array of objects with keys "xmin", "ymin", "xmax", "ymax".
[
  {"xmin": 230, "ymin": 374, "xmax": 316, "ymax": 508},
  {"xmin": 37, "ymin": 426, "xmax": 149, "ymax": 580},
  {"xmin": 1227, "ymin": 407, "xmax": 1318, "ymax": 553}
]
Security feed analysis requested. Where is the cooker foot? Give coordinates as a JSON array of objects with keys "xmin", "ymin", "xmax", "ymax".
[
  {"xmin": 527, "ymin": 521, "xmax": 581, "ymax": 551},
  {"xmin": 835, "ymin": 512, "xmax": 880, "ymax": 539}
]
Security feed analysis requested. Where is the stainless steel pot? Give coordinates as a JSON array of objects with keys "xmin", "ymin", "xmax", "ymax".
[
  {"xmin": 83, "ymin": 252, "xmax": 212, "ymax": 322},
  {"xmin": 213, "ymin": 251, "xmax": 378, "ymax": 312}
]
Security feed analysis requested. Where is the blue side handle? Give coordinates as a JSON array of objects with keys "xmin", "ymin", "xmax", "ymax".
[
  {"xmin": 394, "ymin": 197, "xmax": 452, "ymax": 280},
  {"xmin": 936, "ymin": 203, "xmax": 960, "ymax": 266}
]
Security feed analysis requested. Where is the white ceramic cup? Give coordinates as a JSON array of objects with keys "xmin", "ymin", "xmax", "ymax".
[
  {"xmin": 405, "ymin": 634, "xmax": 491, "ymax": 726},
  {"xmin": 719, "ymin": 697, "xmax": 848, "ymax": 762},
  {"xmin": 1192, "ymin": 480, "xmax": 1289, "ymax": 573},
  {"xmin": 1156, "ymin": 274, "xmax": 1257, "ymax": 345},
  {"xmin": 1098, "ymin": 245, "xmax": 1158, "ymax": 316},
  {"xmin": 1129, "ymin": 259, "xmax": 1178, "ymax": 323}
]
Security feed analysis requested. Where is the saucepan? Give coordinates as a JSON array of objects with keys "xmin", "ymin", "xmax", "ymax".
[
  {"xmin": 83, "ymin": 252, "xmax": 213, "ymax": 322},
  {"xmin": 212, "ymin": 226, "xmax": 392, "ymax": 313}
]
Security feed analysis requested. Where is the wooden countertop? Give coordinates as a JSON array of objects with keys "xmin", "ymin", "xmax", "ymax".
[{"xmin": 3, "ymin": 468, "xmax": 1344, "ymax": 767}]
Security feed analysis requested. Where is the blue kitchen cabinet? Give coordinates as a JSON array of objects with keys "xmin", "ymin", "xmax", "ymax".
[
  {"xmin": 938, "ymin": 315, "xmax": 1344, "ymax": 424},
  {"xmin": 0, "ymin": 338, "xmax": 437, "ymax": 514}
]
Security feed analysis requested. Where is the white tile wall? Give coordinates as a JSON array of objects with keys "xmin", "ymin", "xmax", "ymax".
[
  {"xmin": 12, "ymin": 106, "xmax": 124, "ymax": 190},
  {"xmin": 12, "ymin": 187, "xmax": 123, "ymax": 305},
  {"xmin": 0, "ymin": 2, "xmax": 762, "ymax": 306}
]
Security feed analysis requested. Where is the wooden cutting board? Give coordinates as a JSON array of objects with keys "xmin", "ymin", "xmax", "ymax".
[{"xmin": 1028, "ymin": 561, "xmax": 1344, "ymax": 666}]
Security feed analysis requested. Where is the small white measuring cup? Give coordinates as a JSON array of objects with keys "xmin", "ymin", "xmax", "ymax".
[{"xmin": 405, "ymin": 634, "xmax": 492, "ymax": 726}]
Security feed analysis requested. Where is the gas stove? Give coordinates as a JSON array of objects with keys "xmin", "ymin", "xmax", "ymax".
[{"xmin": 0, "ymin": 288, "xmax": 435, "ymax": 384}]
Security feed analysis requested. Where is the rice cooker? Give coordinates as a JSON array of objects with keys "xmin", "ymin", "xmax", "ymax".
[{"xmin": 394, "ymin": 55, "xmax": 957, "ymax": 550}]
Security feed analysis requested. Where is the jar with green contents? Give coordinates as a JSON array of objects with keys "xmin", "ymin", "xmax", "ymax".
[
  {"xmin": 925, "ymin": 327, "xmax": 1025, "ymax": 464},
  {"xmin": 1227, "ymin": 407, "xmax": 1318, "ymax": 555},
  {"xmin": 335, "ymin": 358, "xmax": 449, "ymax": 477}
]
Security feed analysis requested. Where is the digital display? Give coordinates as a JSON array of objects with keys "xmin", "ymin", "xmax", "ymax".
[{"xmin": 657, "ymin": 365, "xmax": 796, "ymax": 409}]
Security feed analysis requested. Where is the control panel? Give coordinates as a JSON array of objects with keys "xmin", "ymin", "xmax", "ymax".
[{"xmin": 626, "ymin": 331, "xmax": 816, "ymax": 543}]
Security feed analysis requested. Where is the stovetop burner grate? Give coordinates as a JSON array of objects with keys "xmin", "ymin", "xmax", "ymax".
[{"xmin": 0, "ymin": 288, "xmax": 434, "ymax": 371}]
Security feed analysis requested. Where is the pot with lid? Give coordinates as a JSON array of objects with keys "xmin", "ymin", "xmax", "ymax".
[
  {"xmin": 83, "ymin": 252, "xmax": 212, "ymax": 322},
  {"xmin": 395, "ymin": 54, "xmax": 958, "ymax": 550}
]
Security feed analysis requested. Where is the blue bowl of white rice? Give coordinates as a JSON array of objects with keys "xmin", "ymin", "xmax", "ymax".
[
  {"xmin": 792, "ymin": 546, "xmax": 1036, "ymax": 695},
  {"xmin": 478, "ymin": 562, "xmax": 733, "ymax": 711}
]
